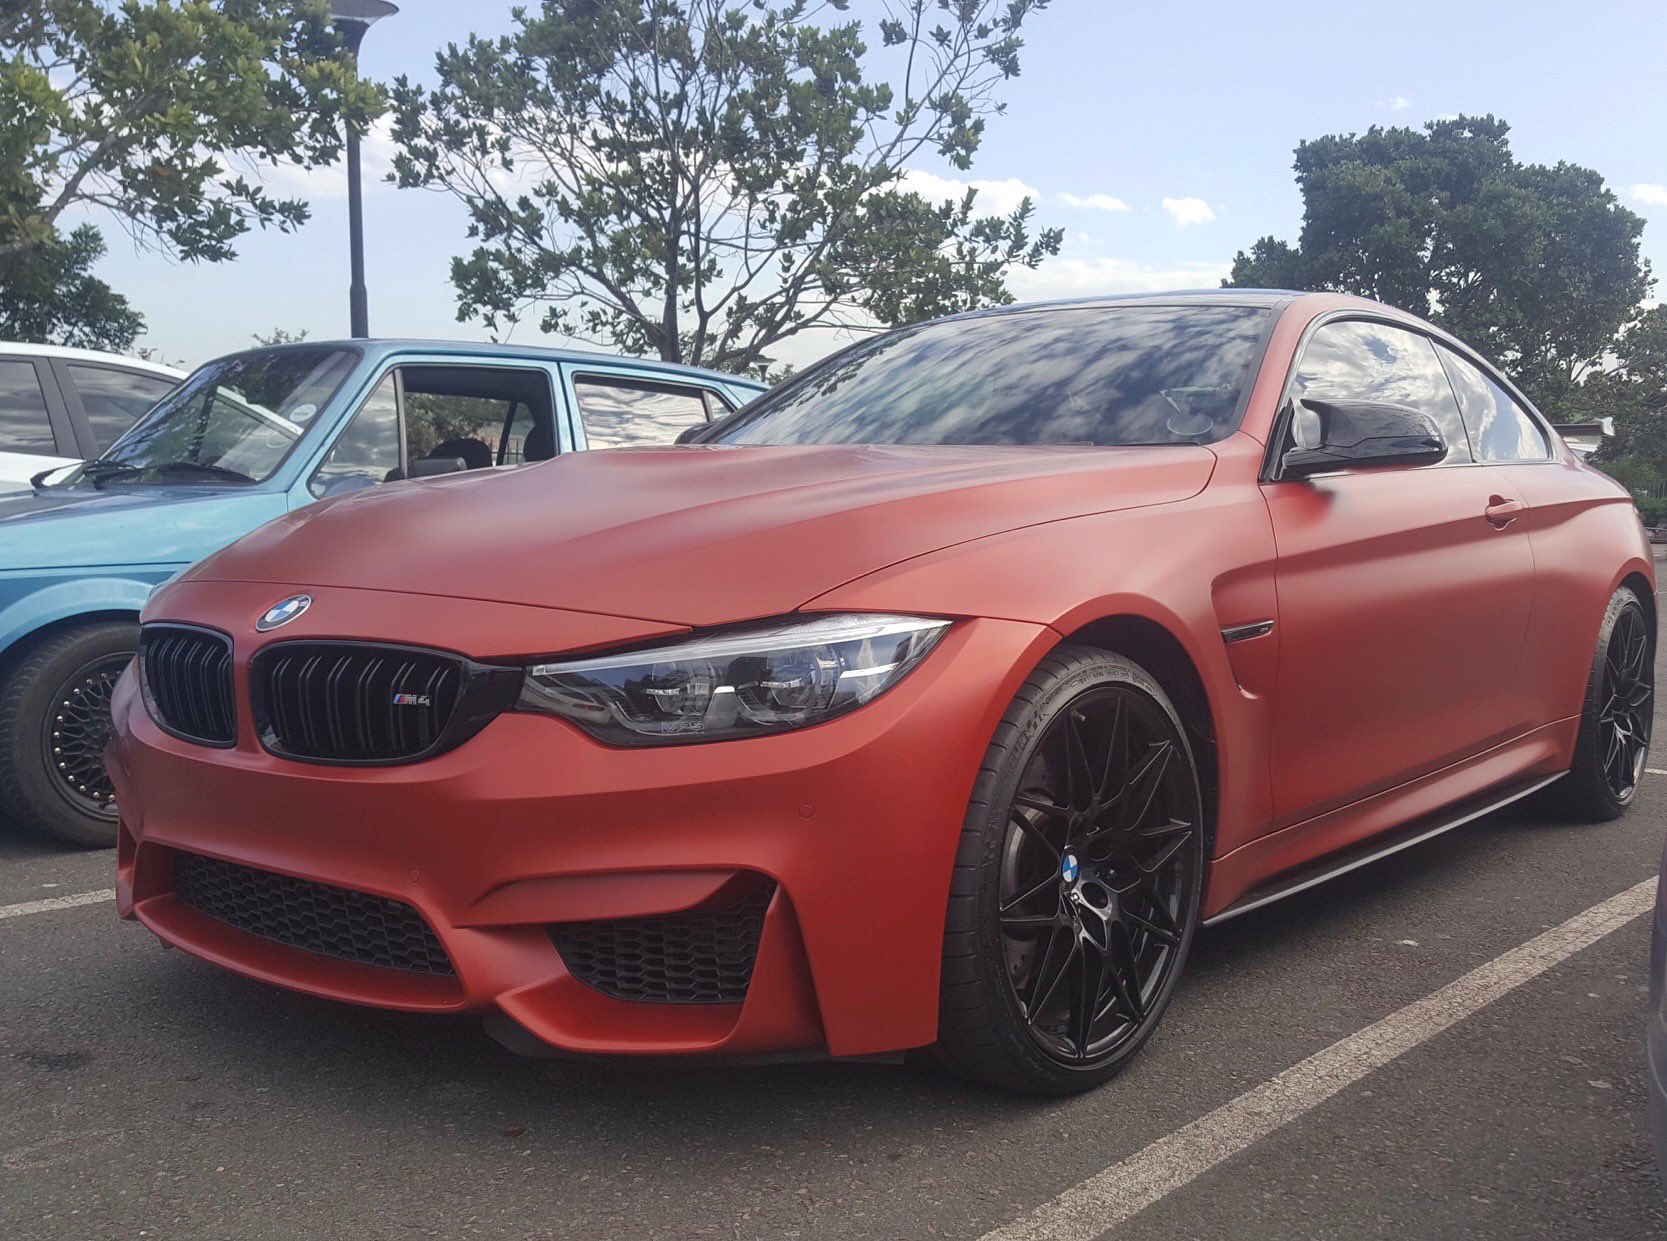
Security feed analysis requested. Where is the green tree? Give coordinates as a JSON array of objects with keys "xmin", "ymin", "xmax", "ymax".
[
  {"xmin": 0, "ymin": 0, "xmax": 381, "ymax": 347},
  {"xmin": 0, "ymin": 222, "xmax": 141, "ymax": 348},
  {"xmin": 252, "ymin": 326, "xmax": 310, "ymax": 346},
  {"xmin": 1573, "ymin": 305, "xmax": 1667, "ymax": 467},
  {"xmin": 390, "ymin": 0, "xmax": 1061, "ymax": 373},
  {"xmin": 1226, "ymin": 116, "xmax": 1653, "ymax": 411},
  {"xmin": 0, "ymin": 0, "xmax": 380, "ymax": 262}
]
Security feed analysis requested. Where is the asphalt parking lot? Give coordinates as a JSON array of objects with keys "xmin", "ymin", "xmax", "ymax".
[{"xmin": 5, "ymin": 650, "xmax": 1667, "ymax": 1239}]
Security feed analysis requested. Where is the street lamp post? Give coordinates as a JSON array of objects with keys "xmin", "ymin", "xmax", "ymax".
[{"xmin": 329, "ymin": 1, "xmax": 398, "ymax": 339}]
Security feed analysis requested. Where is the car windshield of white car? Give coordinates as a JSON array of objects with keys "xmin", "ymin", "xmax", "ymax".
[
  {"xmin": 710, "ymin": 305, "xmax": 1270, "ymax": 447},
  {"xmin": 61, "ymin": 347, "xmax": 358, "ymax": 488}
]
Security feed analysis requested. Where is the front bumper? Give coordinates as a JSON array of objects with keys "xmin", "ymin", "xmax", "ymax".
[{"xmin": 109, "ymin": 584, "xmax": 1051, "ymax": 1059}]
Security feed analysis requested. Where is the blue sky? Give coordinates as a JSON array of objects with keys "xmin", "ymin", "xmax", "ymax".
[{"xmin": 67, "ymin": 0, "xmax": 1667, "ymax": 370}]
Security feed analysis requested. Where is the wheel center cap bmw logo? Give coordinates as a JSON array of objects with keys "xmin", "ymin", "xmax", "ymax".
[
  {"xmin": 256, "ymin": 594, "xmax": 312, "ymax": 631},
  {"xmin": 1060, "ymin": 852, "xmax": 1080, "ymax": 884}
]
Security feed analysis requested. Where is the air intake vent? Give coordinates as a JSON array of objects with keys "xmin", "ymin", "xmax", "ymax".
[
  {"xmin": 550, "ymin": 885, "xmax": 774, "ymax": 1004},
  {"xmin": 138, "ymin": 625, "xmax": 236, "ymax": 746},
  {"xmin": 173, "ymin": 851, "xmax": 454, "ymax": 976},
  {"xmin": 252, "ymin": 642, "xmax": 469, "ymax": 764}
]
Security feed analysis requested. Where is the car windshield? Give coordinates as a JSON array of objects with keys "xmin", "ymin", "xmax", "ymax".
[
  {"xmin": 711, "ymin": 305, "xmax": 1270, "ymax": 447},
  {"xmin": 55, "ymin": 347, "xmax": 358, "ymax": 488}
]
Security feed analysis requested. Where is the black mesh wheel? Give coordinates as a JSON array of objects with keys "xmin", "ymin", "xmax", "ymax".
[
  {"xmin": 44, "ymin": 653, "xmax": 129, "ymax": 818},
  {"xmin": 0, "ymin": 621, "xmax": 137, "ymax": 847}
]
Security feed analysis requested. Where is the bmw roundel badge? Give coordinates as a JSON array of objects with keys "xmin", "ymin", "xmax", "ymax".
[{"xmin": 256, "ymin": 594, "xmax": 312, "ymax": 632}]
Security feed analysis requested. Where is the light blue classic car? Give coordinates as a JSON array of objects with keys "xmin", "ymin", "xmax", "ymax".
[{"xmin": 0, "ymin": 339, "xmax": 765, "ymax": 845}]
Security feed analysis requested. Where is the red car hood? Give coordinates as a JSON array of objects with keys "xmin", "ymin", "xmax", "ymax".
[{"xmin": 183, "ymin": 443, "xmax": 1215, "ymax": 627}]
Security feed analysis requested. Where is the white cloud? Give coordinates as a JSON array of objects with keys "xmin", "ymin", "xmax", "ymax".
[
  {"xmin": 1385, "ymin": 95, "xmax": 1412, "ymax": 111},
  {"xmin": 1007, "ymin": 256, "xmax": 1232, "ymax": 302},
  {"xmin": 1161, "ymin": 196, "xmax": 1217, "ymax": 228},
  {"xmin": 1058, "ymin": 192, "xmax": 1130, "ymax": 213},
  {"xmin": 898, "ymin": 169, "xmax": 1040, "ymax": 215},
  {"xmin": 1631, "ymin": 183, "xmax": 1667, "ymax": 207},
  {"xmin": 256, "ymin": 115, "xmax": 400, "ymax": 200}
]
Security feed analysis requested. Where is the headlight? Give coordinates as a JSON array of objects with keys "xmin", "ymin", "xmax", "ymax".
[{"xmin": 517, "ymin": 613, "xmax": 951, "ymax": 745}]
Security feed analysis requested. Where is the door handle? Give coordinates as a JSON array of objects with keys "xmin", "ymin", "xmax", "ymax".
[{"xmin": 1484, "ymin": 495, "xmax": 1525, "ymax": 529}]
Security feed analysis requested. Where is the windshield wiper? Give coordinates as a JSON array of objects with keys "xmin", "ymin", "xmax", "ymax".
[
  {"xmin": 80, "ymin": 460, "xmax": 255, "ymax": 489},
  {"xmin": 145, "ymin": 461, "xmax": 256, "ymax": 484},
  {"xmin": 80, "ymin": 461, "xmax": 143, "ymax": 490}
]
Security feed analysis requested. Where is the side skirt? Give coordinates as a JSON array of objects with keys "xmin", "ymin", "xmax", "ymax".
[{"xmin": 1200, "ymin": 771, "xmax": 1565, "ymax": 927}]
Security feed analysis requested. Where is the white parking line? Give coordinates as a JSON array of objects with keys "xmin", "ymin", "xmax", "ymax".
[
  {"xmin": 981, "ymin": 875, "xmax": 1658, "ymax": 1241},
  {"xmin": 0, "ymin": 889, "xmax": 115, "ymax": 921}
]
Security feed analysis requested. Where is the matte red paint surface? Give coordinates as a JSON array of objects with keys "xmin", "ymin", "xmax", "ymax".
[{"xmin": 110, "ymin": 292, "xmax": 1655, "ymax": 1059}]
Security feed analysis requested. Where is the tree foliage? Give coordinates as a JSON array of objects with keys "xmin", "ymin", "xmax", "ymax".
[
  {"xmin": 0, "ymin": 0, "xmax": 381, "ymax": 263},
  {"xmin": 1226, "ymin": 116, "xmax": 1653, "ymax": 410},
  {"xmin": 390, "ymin": 0, "xmax": 1061, "ymax": 372},
  {"xmin": 0, "ymin": 221, "xmax": 141, "ymax": 349},
  {"xmin": 1575, "ymin": 305, "xmax": 1667, "ymax": 469}
]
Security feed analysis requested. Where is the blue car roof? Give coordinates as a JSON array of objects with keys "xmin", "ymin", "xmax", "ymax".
[{"xmin": 232, "ymin": 339, "xmax": 767, "ymax": 390}]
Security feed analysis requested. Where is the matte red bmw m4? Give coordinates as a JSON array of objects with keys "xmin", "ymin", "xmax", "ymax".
[{"xmin": 109, "ymin": 291, "xmax": 1654, "ymax": 1095}]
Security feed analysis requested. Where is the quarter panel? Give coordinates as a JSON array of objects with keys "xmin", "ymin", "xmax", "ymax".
[{"xmin": 1505, "ymin": 456, "xmax": 1656, "ymax": 731}]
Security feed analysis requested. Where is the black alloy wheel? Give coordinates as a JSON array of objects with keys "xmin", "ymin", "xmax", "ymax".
[
  {"xmin": 937, "ymin": 646, "xmax": 1205, "ymax": 1095},
  {"xmin": 1597, "ymin": 599, "xmax": 1652, "ymax": 802},
  {"xmin": 1541, "ymin": 585, "xmax": 1654, "ymax": 823}
]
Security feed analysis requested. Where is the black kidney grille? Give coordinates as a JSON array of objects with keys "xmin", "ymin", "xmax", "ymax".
[
  {"xmin": 173, "ymin": 851, "xmax": 454, "ymax": 976},
  {"xmin": 255, "ymin": 643, "xmax": 463, "ymax": 762},
  {"xmin": 139, "ymin": 626, "xmax": 235, "ymax": 746},
  {"xmin": 550, "ymin": 886, "xmax": 774, "ymax": 1004}
]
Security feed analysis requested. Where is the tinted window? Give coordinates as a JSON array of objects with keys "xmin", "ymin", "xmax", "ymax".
[
  {"xmin": 310, "ymin": 374, "xmax": 399, "ymax": 498},
  {"xmin": 1437, "ymin": 347, "xmax": 1549, "ymax": 463},
  {"xmin": 0, "ymin": 361, "xmax": 56, "ymax": 454},
  {"xmin": 67, "ymin": 365, "xmax": 177, "ymax": 451},
  {"xmin": 714, "ymin": 306, "xmax": 1268, "ymax": 447},
  {"xmin": 400, "ymin": 366, "xmax": 554, "ymax": 468},
  {"xmin": 576, "ymin": 376, "xmax": 714, "ymax": 448},
  {"xmin": 1292, "ymin": 320, "xmax": 1471, "ymax": 463}
]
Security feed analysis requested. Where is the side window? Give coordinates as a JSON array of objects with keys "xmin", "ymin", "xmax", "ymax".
[
  {"xmin": 401, "ymin": 365, "xmax": 556, "ymax": 468},
  {"xmin": 310, "ymin": 365, "xmax": 558, "ymax": 499},
  {"xmin": 0, "ymin": 360, "xmax": 60, "ymax": 454},
  {"xmin": 1436, "ymin": 347, "xmax": 1550, "ymax": 463},
  {"xmin": 310, "ymin": 374, "xmax": 399, "ymax": 498},
  {"xmin": 1292, "ymin": 320, "xmax": 1472, "ymax": 464},
  {"xmin": 67, "ymin": 365, "xmax": 177, "ymax": 452},
  {"xmin": 574, "ymin": 375, "xmax": 714, "ymax": 448}
]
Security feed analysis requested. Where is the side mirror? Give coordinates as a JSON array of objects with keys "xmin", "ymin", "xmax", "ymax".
[{"xmin": 1280, "ymin": 398, "xmax": 1446, "ymax": 480}]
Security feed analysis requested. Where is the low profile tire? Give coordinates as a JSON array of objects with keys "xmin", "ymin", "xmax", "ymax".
[
  {"xmin": 935, "ymin": 645, "xmax": 1205, "ymax": 1096},
  {"xmin": 1541, "ymin": 586, "xmax": 1654, "ymax": 822},
  {"xmin": 0, "ymin": 621, "xmax": 136, "ymax": 847}
]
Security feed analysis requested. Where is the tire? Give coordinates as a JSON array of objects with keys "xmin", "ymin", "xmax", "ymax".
[
  {"xmin": 935, "ymin": 645, "xmax": 1206, "ymax": 1096},
  {"xmin": 1541, "ymin": 586, "xmax": 1654, "ymax": 822},
  {"xmin": 0, "ymin": 620, "xmax": 137, "ymax": 847}
]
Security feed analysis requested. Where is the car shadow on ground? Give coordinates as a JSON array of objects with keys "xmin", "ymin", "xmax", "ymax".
[
  {"xmin": 95, "ymin": 798, "xmax": 1605, "ymax": 1159},
  {"xmin": 0, "ymin": 820, "xmax": 91, "ymax": 861}
]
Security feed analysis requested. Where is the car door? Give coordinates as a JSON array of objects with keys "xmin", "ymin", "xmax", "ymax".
[
  {"xmin": 305, "ymin": 361, "xmax": 562, "ymax": 500},
  {"xmin": 1261, "ymin": 316, "xmax": 1536, "ymax": 825}
]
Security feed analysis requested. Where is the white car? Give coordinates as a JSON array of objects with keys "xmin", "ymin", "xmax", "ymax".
[{"xmin": 0, "ymin": 343, "xmax": 185, "ymax": 491}]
